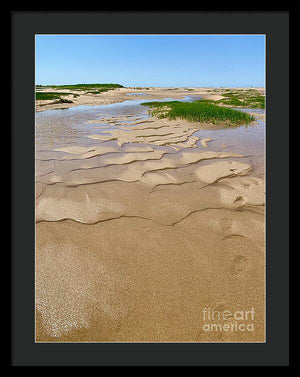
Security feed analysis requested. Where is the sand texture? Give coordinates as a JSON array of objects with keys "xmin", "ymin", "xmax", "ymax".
[{"xmin": 35, "ymin": 91, "xmax": 265, "ymax": 342}]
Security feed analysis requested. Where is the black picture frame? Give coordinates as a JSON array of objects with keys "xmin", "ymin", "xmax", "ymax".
[{"xmin": 11, "ymin": 11, "xmax": 289, "ymax": 366}]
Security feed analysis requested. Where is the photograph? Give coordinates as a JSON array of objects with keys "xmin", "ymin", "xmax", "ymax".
[{"xmin": 34, "ymin": 34, "xmax": 266, "ymax": 343}]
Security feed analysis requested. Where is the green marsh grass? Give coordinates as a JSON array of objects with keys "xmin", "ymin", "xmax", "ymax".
[{"xmin": 141, "ymin": 100, "xmax": 255, "ymax": 126}]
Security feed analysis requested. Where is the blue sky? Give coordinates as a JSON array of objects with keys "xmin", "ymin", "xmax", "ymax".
[{"xmin": 35, "ymin": 35, "xmax": 265, "ymax": 87}]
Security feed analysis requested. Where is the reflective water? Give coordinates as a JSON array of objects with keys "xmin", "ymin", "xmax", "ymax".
[
  {"xmin": 35, "ymin": 96, "xmax": 201, "ymax": 150},
  {"xmin": 35, "ymin": 97, "xmax": 265, "ymax": 175},
  {"xmin": 126, "ymin": 92, "xmax": 149, "ymax": 96}
]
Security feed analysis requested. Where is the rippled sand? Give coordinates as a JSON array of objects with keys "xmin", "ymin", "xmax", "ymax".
[{"xmin": 35, "ymin": 103, "xmax": 265, "ymax": 342}]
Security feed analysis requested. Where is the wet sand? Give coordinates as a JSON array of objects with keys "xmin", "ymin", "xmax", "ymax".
[{"xmin": 35, "ymin": 93, "xmax": 265, "ymax": 342}]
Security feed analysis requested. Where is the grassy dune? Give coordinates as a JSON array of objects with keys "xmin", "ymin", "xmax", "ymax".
[
  {"xmin": 210, "ymin": 89, "xmax": 265, "ymax": 109},
  {"xmin": 217, "ymin": 92, "xmax": 265, "ymax": 108},
  {"xmin": 36, "ymin": 84, "xmax": 124, "ymax": 100},
  {"xmin": 141, "ymin": 100, "xmax": 255, "ymax": 126},
  {"xmin": 36, "ymin": 83, "xmax": 123, "ymax": 91},
  {"xmin": 35, "ymin": 92, "xmax": 78, "ymax": 100}
]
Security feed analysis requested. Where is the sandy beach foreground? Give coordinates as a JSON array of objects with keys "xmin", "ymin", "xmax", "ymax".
[{"xmin": 35, "ymin": 88, "xmax": 265, "ymax": 342}]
